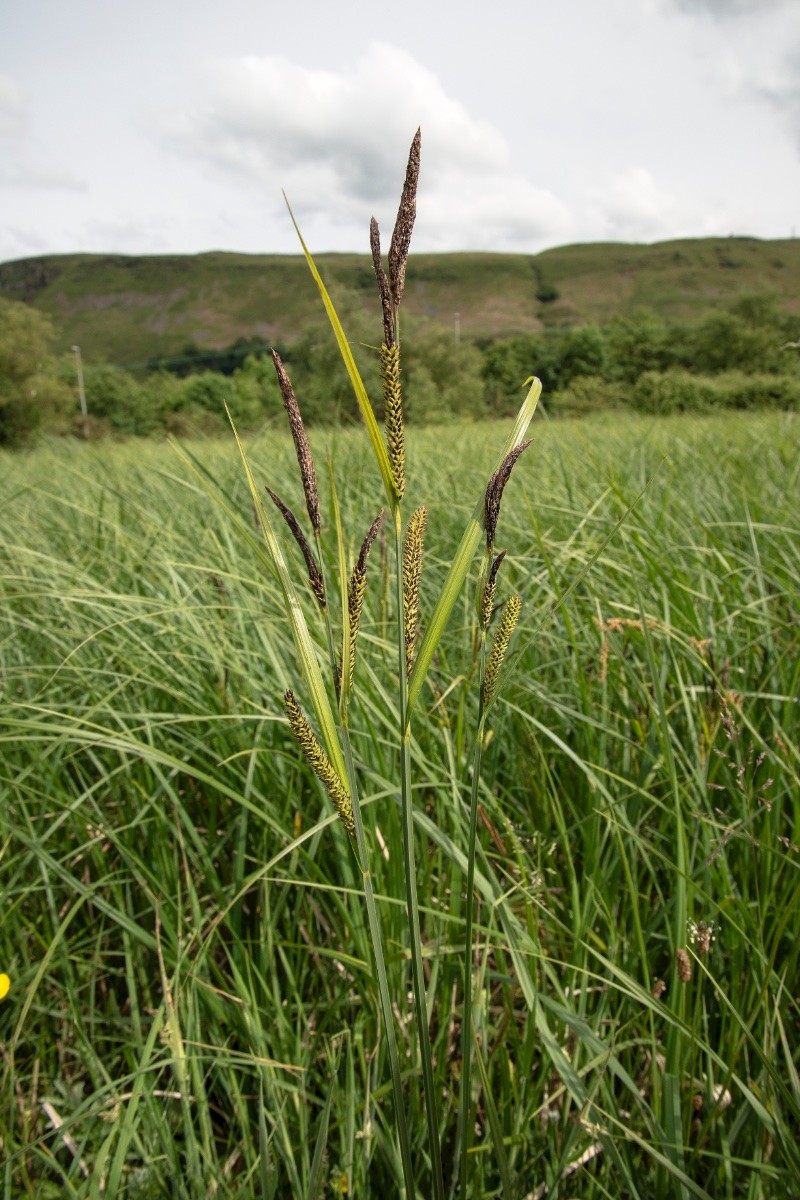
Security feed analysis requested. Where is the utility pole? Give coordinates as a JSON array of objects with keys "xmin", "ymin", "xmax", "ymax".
[{"xmin": 72, "ymin": 345, "xmax": 88, "ymax": 439}]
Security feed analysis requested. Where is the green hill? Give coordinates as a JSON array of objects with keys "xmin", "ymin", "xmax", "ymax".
[{"xmin": 2, "ymin": 237, "xmax": 799, "ymax": 369}]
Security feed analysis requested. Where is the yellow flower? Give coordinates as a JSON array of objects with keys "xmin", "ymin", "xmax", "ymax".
[{"xmin": 0, "ymin": 973, "xmax": 10, "ymax": 1001}]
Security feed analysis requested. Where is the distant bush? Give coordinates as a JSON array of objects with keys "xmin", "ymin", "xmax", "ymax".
[
  {"xmin": 79, "ymin": 364, "xmax": 161, "ymax": 435},
  {"xmin": 402, "ymin": 328, "xmax": 485, "ymax": 421},
  {"xmin": 0, "ymin": 298, "xmax": 73, "ymax": 445},
  {"xmin": 552, "ymin": 376, "xmax": 629, "ymax": 415},
  {"xmin": 630, "ymin": 369, "xmax": 800, "ymax": 414},
  {"xmin": 482, "ymin": 335, "xmax": 559, "ymax": 414},
  {"xmin": 606, "ymin": 310, "xmax": 675, "ymax": 383}
]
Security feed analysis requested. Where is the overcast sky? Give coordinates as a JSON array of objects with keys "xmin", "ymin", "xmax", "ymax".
[{"xmin": 1, "ymin": 0, "xmax": 799, "ymax": 263}]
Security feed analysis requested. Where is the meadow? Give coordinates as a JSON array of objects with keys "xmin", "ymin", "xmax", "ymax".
[{"xmin": 1, "ymin": 409, "xmax": 798, "ymax": 1198}]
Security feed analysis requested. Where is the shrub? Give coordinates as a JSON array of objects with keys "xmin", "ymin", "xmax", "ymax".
[
  {"xmin": 630, "ymin": 369, "xmax": 800, "ymax": 414},
  {"xmin": 606, "ymin": 309, "xmax": 675, "ymax": 383}
]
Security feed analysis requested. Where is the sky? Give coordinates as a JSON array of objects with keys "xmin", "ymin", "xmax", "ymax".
[{"xmin": 1, "ymin": 0, "xmax": 799, "ymax": 264}]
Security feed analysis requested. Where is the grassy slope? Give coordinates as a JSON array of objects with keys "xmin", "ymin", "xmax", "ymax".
[
  {"xmin": 2, "ymin": 237, "xmax": 800, "ymax": 366},
  {"xmin": 2, "ymin": 412, "xmax": 799, "ymax": 1197}
]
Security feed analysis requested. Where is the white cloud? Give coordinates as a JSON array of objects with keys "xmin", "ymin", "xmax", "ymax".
[
  {"xmin": 156, "ymin": 42, "xmax": 571, "ymax": 252},
  {"xmin": 0, "ymin": 73, "xmax": 28, "ymax": 138},
  {"xmin": 0, "ymin": 160, "xmax": 86, "ymax": 189},
  {"xmin": 583, "ymin": 166, "xmax": 711, "ymax": 241},
  {"xmin": 673, "ymin": 0, "xmax": 785, "ymax": 13},
  {"xmin": 661, "ymin": 0, "xmax": 800, "ymax": 156},
  {"xmin": 0, "ymin": 72, "xmax": 86, "ymax": 192}
]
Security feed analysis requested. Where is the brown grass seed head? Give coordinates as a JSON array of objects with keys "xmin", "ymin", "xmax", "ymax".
[
  {"xmin": 370, "ymin": 217, "xmax": 395, "ymax": 347},
  {"xmin": 265, "ymin": 487, "xmax": 326, "ymax": 609},
  {"xmin": 271, "ymin": 350, "xmax": 320, "ymax": 536},
  {"xmin": 388, "ymin": 128, "xmax": 421, "ymax": 312},
  {"xmin": 676, "ymin": 948, "xmax": 692, "ymax": 983},
  {"xmin": 484, "ymin": 439, "xmax": 532, "ymax": 551}
]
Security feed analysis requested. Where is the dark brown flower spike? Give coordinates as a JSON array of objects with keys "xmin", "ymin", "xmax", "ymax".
[
  {"xmin": 484, "ymin": 439, "xmax": 532, "ymax": 551},
  {"xmin": 271, "ymin": 350, "xmax": 320, "ymax": 536},
  {"xmin": 357, "ymin": 509, "xmax": 386, "ymax": 573},
  {"xmin": 265, "ymin": 487, "xmax": 326, "ymax": 609},
  {"xmin": 388, "ymin": 128, "xmax": 421, "ymax": 312},
  {"xmin": 370, "ymin": 217, "xmax": 395, "ymax": 348}
]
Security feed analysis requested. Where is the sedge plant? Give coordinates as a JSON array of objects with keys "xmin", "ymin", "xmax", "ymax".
[{"xmin": 225, "ymin": 131, "xmax": 541, "ymax": 1196}]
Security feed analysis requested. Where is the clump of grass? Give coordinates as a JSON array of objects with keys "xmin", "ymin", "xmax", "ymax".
[
  {"xmin": 227, "ymin": 131, "xmax": 539, "ymax": 1198},
  {"xmin": 3, "ymin": 134, "xmax": 800, "ymax": 1199}
]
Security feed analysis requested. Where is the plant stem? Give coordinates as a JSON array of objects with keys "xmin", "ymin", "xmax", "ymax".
[
  {"xmin": 457, "ymin": 630, "xmax": 488, "ymax": 1197},
  {"xmin": 315, "ymin": 523, "xmax": 417, "ymax": 1198},
  {"xmin": 340, "ymin": 718, "xmax": 416, "ymax": 1198},
  {"xmin": 394, "ymin": 507, "xmax": 445, "ymax": 1200}
]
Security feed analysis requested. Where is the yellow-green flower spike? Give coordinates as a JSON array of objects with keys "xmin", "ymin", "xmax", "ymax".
[
  {"xmin": 284, "ymin": 690, "xmax": 355, "ymax": 836},
  {"xmin": 482, "ymin": 595, "xmax": 521, "ymax": 708},
  {"xmin": 403, "ymin": 507, "xmax": 427, "ymax": 679},
  {"xmin": 380, "ymin": 343, "xmax": 405, "ymax": 501}
]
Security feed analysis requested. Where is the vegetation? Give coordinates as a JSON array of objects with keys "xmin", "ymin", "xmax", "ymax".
[
  {"xmin": 2, "ymin": 285, "xmax": 800, "ymax": 446},
  {"xmin": 2, "ymin": 410, "xmax": 798, "ymax": 1197},
  {"xmin": 3, "ymin": 236, "xmax": 800, "ymax": 369},
  {"xmin": 2, "ymin": 138, "xmax": 799, "ymax": 1199}
]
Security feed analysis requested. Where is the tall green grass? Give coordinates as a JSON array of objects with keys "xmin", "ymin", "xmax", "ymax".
[{"xmin": 2, "ymin": 410, "xmax": 799, "ymax": 1197}]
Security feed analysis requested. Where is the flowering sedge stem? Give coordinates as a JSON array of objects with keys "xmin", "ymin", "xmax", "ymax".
[
  {"xmin": 457, "ymin": 625, "xmax": 489, "ymax": 1196},
  {"xmin": 394, "ymin": 507, "xmax": 445, "ymax": 1200},
  {"xmin": 338, "ymin": 723, "xmax": 416, "ymax": 1197},
  {"xmin": 311, "ymin": 513, "xmax": 415, "ymax": 1197}
]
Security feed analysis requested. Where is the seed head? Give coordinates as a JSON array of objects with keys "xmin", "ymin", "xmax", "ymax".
[
  {"xmin": 272, "ymin": 351, "xmax": 320, "ymax": 536},
  {"xmin": 341, "ymin": 510, "xmax": 385, "ymax": 692},
  {"xmin": 403, "ymin": 507, "xmax": 427, "ymax": 679},
  {"xmin": 484, "ymin": 440, "xmax": 532, "ymax": 551},
  {"xmin": 265, "ymin": 487, "xmax": 326, "ymax": 609},
  {"xmin": 284, "ymin": 690, "xmax": 354, "ymax": 836},
  {"xmin": 676, "ymin": 948, "xmax": 692, "ymax": 983},
  {"xmin": 388, "ymin": 128, "xmax": 421, "ymax": 312},
  {"xmin": 380, "ymin": 342, "xmax": 405, "ymax": 500},
  {"xmin": 481, "ymin": 550, "xmax": 507, "ymax": 629},
  {"xmin": 482, "ymin": 595, "xmax": 521, "ymax": 708},
  {"xmin": 370, "ymin": 217, "xmax": 394, "ymax": 347}
]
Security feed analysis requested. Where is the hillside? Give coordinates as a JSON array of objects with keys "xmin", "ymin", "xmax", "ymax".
[{"xmin": 2, "ymin": 236, "xmax": 799, "ymax": 368}]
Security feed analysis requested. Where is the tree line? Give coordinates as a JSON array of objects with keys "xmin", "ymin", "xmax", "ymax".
[{"xmin": 2, "ymin": 289, "xmax": 799, "ymax": 447}]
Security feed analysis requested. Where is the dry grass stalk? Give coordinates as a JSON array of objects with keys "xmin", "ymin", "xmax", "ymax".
[
  {"xmin": 284, "ymin": 690, "xmax": 354, "ymax": 836},
  {"xmin": 484, "ymin": 440, "xmax": 532, "ymax": 550},
  {"xmin": 381, "ymin": 342, "xmax": 405, "ymax": 499},
  {"xmin": 482, "ymin": 595, "xmax": 521, "ymax": 707},
  {"xmin": 482, "ymin": 550, "xmax": 507, "ymax": 629},
  {"xmin": 388, "ymin": 128, "xmax": 421, "ymax": 311},
  {"xmin": 272, "ymin": 350, "xmax": 320, "ymax": 535},
  {"xmin": 265, "ymin": 487, "xmax": 326, "ymax": 609},
  {"xmin": 402, "ymin": 507, "xmax": 427, "ymax": 679}
]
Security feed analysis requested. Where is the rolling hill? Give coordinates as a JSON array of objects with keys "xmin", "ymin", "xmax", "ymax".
[{"xmin": 2, "ymin": 236, "xmax": 799, "ymax": 369}]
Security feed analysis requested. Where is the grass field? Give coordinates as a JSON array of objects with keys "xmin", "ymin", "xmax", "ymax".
[{"xmin": 1, "ymin": 410, "xmax": 799, "ymax": 1198}]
